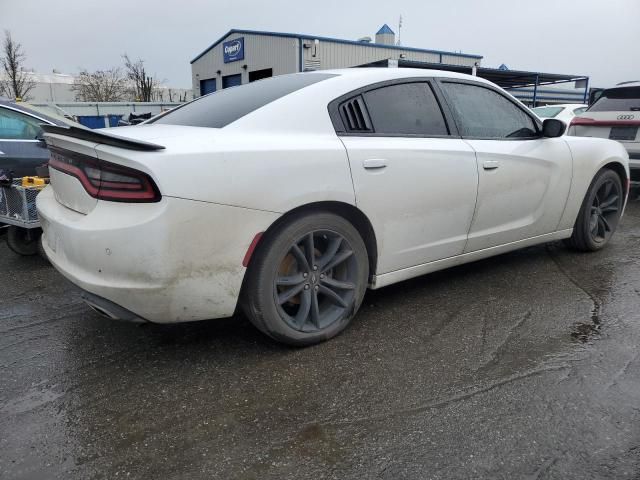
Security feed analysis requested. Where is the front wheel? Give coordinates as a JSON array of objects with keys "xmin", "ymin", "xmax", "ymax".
[
  {"xmin": 565, "ymin": 169, "xmax": 623, "ymax": 252},
  {"xmin": 242, "ymin": 212, "xmax": 369, "ymax": 346}
]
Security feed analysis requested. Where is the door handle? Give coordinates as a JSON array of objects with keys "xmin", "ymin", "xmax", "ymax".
[
  {"xmin": 363, "ymin": 158, "xmax": 387, "ymax": 170},
  {"xmin": 483, "ymin": 160, "xmax": 500, "ymax": 170}
]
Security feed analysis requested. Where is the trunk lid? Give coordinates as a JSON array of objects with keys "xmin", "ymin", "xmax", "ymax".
[
  {"xmin": 45, "ymin": 134, "xmax": 99, "ymax": 215},
  {"xmin": 43, "ymin": 125, "xmax": 224, "ymax": 215}
]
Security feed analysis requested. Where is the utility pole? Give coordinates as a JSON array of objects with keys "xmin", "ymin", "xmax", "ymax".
[{"xmin": 397, "ymin": 15, "xmax": 403, "ymax": 46}]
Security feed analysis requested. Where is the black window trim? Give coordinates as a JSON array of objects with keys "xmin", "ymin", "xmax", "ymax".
[
  {"xmin": 434, "ymin": 78, "xmax": 543, "ymax": 141},
  {"xmin": 328, "ymin": 77, "xmax": 459, "ymax": 139}
]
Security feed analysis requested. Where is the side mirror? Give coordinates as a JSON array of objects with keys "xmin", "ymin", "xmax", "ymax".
[
  {"xmin": 36, "ymin": 131, "xmax": 47, "ymax": 146},
  {"xmin": 542, "ymin": 118, "xmax": 566, "ymax": 138}
]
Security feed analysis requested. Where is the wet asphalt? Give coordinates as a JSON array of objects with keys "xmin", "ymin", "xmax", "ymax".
[{"xmin": 1, "ymin": 199, "xmax": 640, "ymax": 480}]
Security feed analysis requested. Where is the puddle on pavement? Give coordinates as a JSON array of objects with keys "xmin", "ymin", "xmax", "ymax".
[{"xmin": 571, "ymin": 302, "xmax": 602, "ymax": 343}]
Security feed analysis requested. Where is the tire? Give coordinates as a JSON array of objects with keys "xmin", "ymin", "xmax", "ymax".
[
  {"xmin": 6, "ymin": 226, "xmax": 41, "ymax": 256},
  {"xmin": 242, "ymin": 212, "xmax": 369, "ymax": 346},
  {"xmin": 564, "ymin": 169, "xmax": 623, "ymax": 252},
  {"xmin": 37, "ymin": 236, "xmax": 48, "ymax": 261}
]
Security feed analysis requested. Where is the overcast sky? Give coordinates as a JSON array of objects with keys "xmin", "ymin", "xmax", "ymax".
[{"xmin": 2, "ymin": 0, "xmax": 638, "ymax": 88}]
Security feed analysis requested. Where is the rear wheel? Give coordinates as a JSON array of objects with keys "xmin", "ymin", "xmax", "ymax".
[
  {"xmin": 565, "ymin": 169, "xmax": 623, "ymax": 252},
  {"xmin": 242, "ymin": 212, "xmax": 369, "ymax": 346},
  {"xmin": 6, "ymin": 226, "xmax": 41, "ymax": 256}
]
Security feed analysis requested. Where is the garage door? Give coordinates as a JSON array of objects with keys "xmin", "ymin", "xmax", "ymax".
[
  {"xmin": 222, "ymin": 74, "xmax": 242, "ymax": 89},
  {"xmin": 200, "ymin": 78, "xmax": 216, "ymax": 95}
]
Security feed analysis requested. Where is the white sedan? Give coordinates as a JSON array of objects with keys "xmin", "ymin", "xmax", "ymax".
[
  {"xmin": 37, "ymin": 68, "xmax": 630, "ymax": 345},
  {"xmin": 532, "ymin": 103, "xmax": 588, "ymax": 126}
]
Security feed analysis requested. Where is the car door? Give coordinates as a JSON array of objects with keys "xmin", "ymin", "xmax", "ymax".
[
  {"xmin": 438, "ymin": 80, "xmax": 573, "ymax": 253},
  {"xmin": 0, "ymin": 105, "xmax": 50, "ymax": 177},
  {"xmin": 333, "ymin": 79, "xmax": 479, "ymax": 274}
]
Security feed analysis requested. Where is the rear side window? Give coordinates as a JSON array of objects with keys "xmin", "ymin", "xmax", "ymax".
[
  {"xmin": 441, "ymin": 82, "xmax": 538, "ymax": 139},
  {"xmin": 533, "ymin": 106, "xmax": 563, "ymax": 118},
  {"xmin": 152, "ymin": 73, "xmax": 336, "ymax": 128},
  {"xmin": 362, "ymin": 82, "xmax": 448, "ymax": 135},
  {"xmin": 588, "ymin": 87, "xmax": 640, "ymax": 112},
  {"xmin": 0, "ymin": 107, "xmax": 43, "ymax": 140}
]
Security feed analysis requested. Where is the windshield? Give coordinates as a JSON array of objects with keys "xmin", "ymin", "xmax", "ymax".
[
  {"xmin": 152, "ymin": 73, "xmax": 336, "ymax": 128},
  {"xmin": 588, "ymin": 86, "xmax": 640, "ymax": 112},
  {"xmin": 532, "ymin": 106, "xmax": 564, "ymax": 118}
]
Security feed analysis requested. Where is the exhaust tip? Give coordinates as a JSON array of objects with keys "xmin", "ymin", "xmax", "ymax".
[{"xmin": 81, "ymin": 291, "xmax": 148, "ymax": 324}]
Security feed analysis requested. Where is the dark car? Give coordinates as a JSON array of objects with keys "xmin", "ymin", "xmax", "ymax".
[
  {"xmin": 0, "ymin": 100, "xmax": 76, "ymax": 254},
  {"xmin": 0, "ymin": 99, "xmax": 71, "ymax": 178}
]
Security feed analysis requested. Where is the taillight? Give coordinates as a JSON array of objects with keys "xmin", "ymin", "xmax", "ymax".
[
  {"xmin": 48, "ymin": 147, "xmax": 161, "ymax": 203},
  {"xmin": 570, "ymin": 117, "xmax": 595, "ymax": 127},
  {"xmin": 570, "ymin": 117, "xmax": 640, "ymax": 127}
]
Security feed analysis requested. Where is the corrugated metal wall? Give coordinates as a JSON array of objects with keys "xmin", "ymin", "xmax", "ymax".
[
  {"xmin": 305, "ymin": 41, "xmax": 464, "ymax": 69},
  {"xmin": 30, "ymin": 102, "xmax": 181, "ymax": 116}
]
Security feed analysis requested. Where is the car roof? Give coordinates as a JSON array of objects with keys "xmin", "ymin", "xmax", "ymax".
[
  {"xmin": 323, "ymin": 67, "xmax": 493, "ymax": 84},
  {"xmin": 616, "ymin": 80, "xmax": 640, "ymax": 88},
  {"xmin": 0, "ymin": 99, "xmax": 69, "ymax": 126},
  {"xmin": 533, "ymin": 104, "xmax": 587, "ymax": 109}
]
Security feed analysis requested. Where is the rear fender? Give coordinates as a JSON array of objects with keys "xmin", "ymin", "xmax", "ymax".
[{"xmin": 558, "ymin": 137, "xmax": 630, "ymax": 229}]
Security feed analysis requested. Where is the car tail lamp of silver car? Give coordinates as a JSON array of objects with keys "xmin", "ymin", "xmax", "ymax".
[{"xmin": 48, "ymin": 147, "xmax": 161, "ymax": 203}]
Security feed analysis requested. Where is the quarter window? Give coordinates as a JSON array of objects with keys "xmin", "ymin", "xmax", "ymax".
[
  {"xmin": 0, "ymin": 107, "xmax": 43, "ymax": 140},
  {"xmin": 362, "ymin": 82, "xmax": 449, "ymax": 136},
  {"xmin": 441, "ymin": 82, "xmax": 538, "ymax": 139}
]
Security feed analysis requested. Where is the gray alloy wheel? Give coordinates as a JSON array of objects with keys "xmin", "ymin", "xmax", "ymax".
[
  {"xmin": 565, "ymin": 169, "xmax": 623, "ymax": 252},
  {"xmin": 242, "ymin": 212, "xmax": 368, "ymax": 346}
]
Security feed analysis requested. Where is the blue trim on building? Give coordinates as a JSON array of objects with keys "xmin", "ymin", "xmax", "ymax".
[
  {"xmin": 190, "ymin": 28, "xmax": 483, "ymax": 64},
  {"xmin": 582, "ymin": 78, "xmax": 590, "ymax": 103},
  {"xmin": 376, "ymin": 24, "xmax": 394, "ymax": 35}
]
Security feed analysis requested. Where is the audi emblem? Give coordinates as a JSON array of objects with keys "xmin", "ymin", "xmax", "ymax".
[{"xmin": 617, "ymin": 114, "xmax": 635, "ymax": 120}]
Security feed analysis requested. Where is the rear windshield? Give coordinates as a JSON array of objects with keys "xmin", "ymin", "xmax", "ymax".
[
  {"xmin": 588, "ymin": 86, "xmax": 640, "ymax": 112},
  {"xmin": 532, "ymin": 106, "xmax": 563, "ymax": 118},
  {"xmin": 151, "ymin": 73, "xmax": 336, "ymax": 128}
]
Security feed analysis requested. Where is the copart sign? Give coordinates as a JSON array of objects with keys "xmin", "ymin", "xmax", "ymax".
[{"xmin": 223, "ymin": 38, "xmax": 244, "ymax": 63}]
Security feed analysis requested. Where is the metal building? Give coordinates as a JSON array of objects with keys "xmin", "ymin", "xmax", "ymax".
[{"xmin": 190, "ymin": 25, "xmax": 483, "ymax": 97}]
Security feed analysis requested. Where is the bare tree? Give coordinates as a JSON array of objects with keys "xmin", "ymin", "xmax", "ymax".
[
  {"xmin": 123, "ymin": 54, "xmax": 158, "ymax": 102},
  {"xmin": 0, "ymin": 30, "xmax": 35, "ymax": 100},
  {"xmin": 72, "ymin": 68, "xmax": 128, "ymax": 101}
]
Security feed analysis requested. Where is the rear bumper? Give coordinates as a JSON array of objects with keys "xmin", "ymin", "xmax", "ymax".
[
  {"xmin": 37, "ymin": 186, "xmax": 280, "ymax": 323},
  {"xmin": 81, "ymin": 290, "xmax": 148, "ymax": 323}
]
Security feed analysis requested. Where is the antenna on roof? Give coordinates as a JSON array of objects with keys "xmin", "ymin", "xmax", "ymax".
[{"xmin": 397, "ymin": 15, "xmax": 403, "ymax": 46}]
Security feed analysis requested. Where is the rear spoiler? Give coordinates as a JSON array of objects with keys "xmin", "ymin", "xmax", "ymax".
[{"xmin": 41, "ymin": 124, "xmax": 165, "ymax": 151}]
